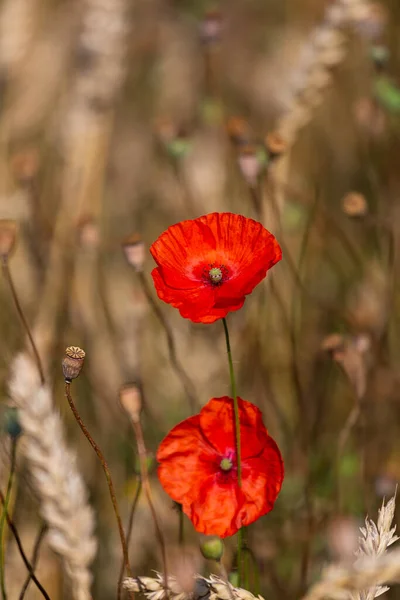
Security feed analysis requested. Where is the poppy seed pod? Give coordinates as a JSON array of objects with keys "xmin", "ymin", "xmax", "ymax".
[
  {"xmin": 122, "ymin": 234, "xmax": 145, "ymax": 272},
  {"xmin": 62, "ymin": 346, "xmax": 86, "ymax": 382},
  {"xmin": 0, "ymin": 220, "xmax": 18, "ymax": 259}
]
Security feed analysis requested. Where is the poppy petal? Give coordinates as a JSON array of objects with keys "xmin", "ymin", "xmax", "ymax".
[
  {"xmin": 150, "ymin": 219, "xmax": 216, "ymax": 289},
  {"xmin": 151, "ymin": 268, "xmax": 215, "ymax": 314},
  {"xmin": 238, "ymin": 438, "xmax": 284, "ymax": 527},
  {"xmin": 157, "ymin": 415, "xmax": 218, "ymax": 505},
  {"xmin": 199, "ymin": 397, "xmax": 269, "ymax": 460},
  {"xmin": 183, "ymin": 476, "xmax": 244, "ymax": 538}
]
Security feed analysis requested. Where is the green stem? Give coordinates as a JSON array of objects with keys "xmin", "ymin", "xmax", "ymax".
[
  {"xmin": 178, "ymin": 504, "xmax": 184, "ymax": 546},
  {"xmin": 222, "ymin": 317, "xmax": 243, "ymax": 584},
  {"xmin": 0, "ymin": 438, "xmax": 17, "ymax": 600}
]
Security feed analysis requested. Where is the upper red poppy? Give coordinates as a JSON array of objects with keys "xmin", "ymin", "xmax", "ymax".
[
  {"xmin": 157, "ymin": 396, "xmax": 284, "ymax": 538},
  {"xmin": 150, "ymin": 213, "xmax": 282, "ymax": 324}
]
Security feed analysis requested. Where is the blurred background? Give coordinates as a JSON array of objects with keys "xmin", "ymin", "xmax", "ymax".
[{"xmin": 0, "ymin": 0, "xmax": 400, "ymax": 597}]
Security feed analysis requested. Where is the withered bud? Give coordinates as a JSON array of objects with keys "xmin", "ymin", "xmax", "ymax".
[
  {"xmin": 200, "ymin": 10, "xmax": 222, "ymax": 46},
  {"xmin": 10, "ymin": 148, "xmax": 40, "ymax": 183},
  {"xmin": 119, "ymin": 383, "xmax": 142, "ymax": 423},
  {"xmin": 0, "ymin": 220, "xmax": 18, "ymax": 259},
  {"xmin": 226, "ymin": 117, "xmax": 251, "ymax": 146},
  {"xmin": 321, "ymin": 333, "xmax": 345, "ymax": 353},
  {"xmin": 342, "ymin": 192, "xmax": 368, "ymax": 218},
  {"xmin": 265, "ymin": 131, "xmax": 288, "ymax": 158},
  {"xmin": 200, "ymin": 536, "xmax": 224, "ymax": 561},
  {"xmin": 122, "ymin": 234, "xmax": 145, "ymax": 272},
  {"xmin": 237, "ymin": 145, "xmax": 261, "ymax": 187},
  {"xmin": 62, "ymin": 346, "xmax": 85, "ymax": 382},
  {"xmin": 77, "ymin": 216, "xmax": 100, "ymax": 249}
]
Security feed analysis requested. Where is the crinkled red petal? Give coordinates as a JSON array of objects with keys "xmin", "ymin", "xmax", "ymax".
[
  {"xmin": 183, "ymin": 476, "xmax": 244, "ymax": 538},
  {"xmin": 199, "ymin": 397, "xmax": 270, "ymax": 460},
  {"xmin": 157, "ymin": 415, "xmax": 217, "ymax": 505}
]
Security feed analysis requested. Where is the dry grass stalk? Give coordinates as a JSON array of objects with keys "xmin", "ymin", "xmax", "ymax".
[
  {"xmin": 123, "ymin": 573, "xmax": 265, "ymax": 600},
  {"xmin": 8, "ymin": 353, "xmax": 97, "ymax": 600},
  {"xmin": 302, "ymin": 495, "xmax": 399, "ymax": 600},
  {"xmin": 271, "ymin": 0, "xmax": 383, "ymax": 217}
]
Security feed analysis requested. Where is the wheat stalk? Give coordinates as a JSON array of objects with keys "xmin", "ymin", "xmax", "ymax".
[
  {"xmin": 302, "ymin": 495, "xmax": 399, "ymax": 600},
  {"xmin": 123, "ymin": 573, "xmax": 265, "ymax": 600},
  {"xmin": 8, "ymin": 353, "xmax": 97, "ymax": 600}
]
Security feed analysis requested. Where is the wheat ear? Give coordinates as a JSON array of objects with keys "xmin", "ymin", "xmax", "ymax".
[
  {"xmin": 124, "ymin": 573, "xmax": 265, "ymax": 600},
  {"xmin": 302, "ymin": 495, "xmax": 399, "ymax": 600},
  {"xmin": 8, "ymin": 353, "xmax": 97, "ymax": 600}
]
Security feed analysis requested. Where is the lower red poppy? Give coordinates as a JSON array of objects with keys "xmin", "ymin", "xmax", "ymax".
[{"xmin": 157, "ymin": 397, "xmax": 284, "ymax": 538}]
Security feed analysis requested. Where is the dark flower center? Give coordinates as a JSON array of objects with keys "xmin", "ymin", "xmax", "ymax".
[
  {"xmin": 209, "ymin": 267, "xmax": 223, "ymax": 283},
  {"xmin": 202, "ymin": 263, "xmax": 229, "ymax": 287},
  {"xmin": 220, "ymin": 457, "xmax": 233, "ymax": 471}
]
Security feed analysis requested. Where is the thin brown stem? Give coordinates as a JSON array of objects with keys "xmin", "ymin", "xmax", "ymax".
[
  {"xmin": 2, "ymin": 258, "xmax": 45, "ymax": 384},
  {"xmin": 0, "ymin": 492, "xmax": 50, "ymax": 600},
  {"xmin": 117, "ymin": 480, "xmax": 142, "ymax": 595},
  {"xmin": 131, "ymin": 418, "xmax": 168, "ymax": 593},
  {"xmin": 19, "ymin": 524, "xmax": 48, "ymax": 600},
  {"xmin": 138, "ymin": 271, "xmax": 198, "ymax": 413},
  {"xmin": 64, "ymin": 382, "xmax": 131, "ymax": 600}
]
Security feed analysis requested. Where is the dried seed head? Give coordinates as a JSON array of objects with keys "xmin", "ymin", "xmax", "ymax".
[
  {"xmin": 200, "ymin": 10, "xmax": 222, "ymax": 46},
  {"xmin": 119, "ymin": 383, "xmax": 142, "ymax": 423},
  {"xmin": 200, "ymin": 536, "xmax": 224, "ymax": 561},
  {"xmin": 0, "ymin": 220, "xmax": 18, "ymax": 259},
  {"xmin": 226, "ymin": 117, "xmax": 251, "ymax": 146},
  {"xmin": 342, "ymin": 192, "xmax": 368, "ymax": 218},
  {"xmin": 321, "ymin": 333, "xmax": 345, "ymax": 353},
  {"xmin": 62, "ymin": 346, "xmax": 86, "ymax": 382},
  {"xmin": 77, "ymin": 216, "xmax": 100, "ymax": 249},
  {"xmin": 237, "ymin": 145, "xmax": 261, "ymax": 187},
  {"xmin": 265, "ymin": 131, "xmax": 287, "ymax": 157},
  {"xmin": 122, "ymin": 234, "xmax": 145, "ymax": 272}
]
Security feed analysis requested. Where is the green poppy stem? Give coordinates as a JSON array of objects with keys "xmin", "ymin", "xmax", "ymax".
[{"xmin": 222, "ymin": 317, "xmax": 243, "ymax": 585}]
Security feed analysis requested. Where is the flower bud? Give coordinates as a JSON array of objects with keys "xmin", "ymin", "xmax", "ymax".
[
  {"xmin": 265, "ymin": 131, "xmax": 287, "ymax": 158},
  {"xmin": 0, "ymin": 220, "xmax": 17, "ymax": 259},
  {"xmin": 119, "ymin": 383, "xmax": 142, "ymax": 424},
  {"xmin": 342, "ymin": 192, "xmax": 368, "ymax": 218},
  {"xmin": 237, "ymin": 145, "xmax": 262, "ymax": 187},
  {"xmin": 200, "ymin": 10, "xmax": 222, "ymax": 46},
  {"xmin": 3, "ymin": 407, "xmax": 22, "ymax": 439},
  {"xmin": 200, "ymin": 536, "xmax": 224, "ymax": 561},
  {"xmin": 62, "ymin": 346, "xmax": 86, "ymax": 382},
  {"xmin": 122, "ymin": 234, "xmax": 145, "ymax": 272}
]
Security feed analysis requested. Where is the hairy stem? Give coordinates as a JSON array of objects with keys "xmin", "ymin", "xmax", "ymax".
[
  {"xmin": 2, "ymin": 258, "xmax": 45, "ymax": 384},
  {"xmin": 64, "ymin": 382, "xmax": 131, "ymax": 599},
  {"xmin": 222, "ymin": 317, "xmax": 243, "ymax": 584},
  {"xmin": 117, "ymin": 480, "xmax": 142, "ymax": 594}
]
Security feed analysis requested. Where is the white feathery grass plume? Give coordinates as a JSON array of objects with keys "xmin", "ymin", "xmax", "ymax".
[
  {"xmin": 351, "ymin": 495, "xmax": 399, "ymax": 600},
  {"xmin": 301, "ymin": 494, "xmax": 399, "ymax": 600},
  {"xmin": 124, "ymin": 573, "xmax": 265, "ymax": 600},
  {"xmin": 8, "ymin": 353, "xmax": 97, "ymax": 600}
]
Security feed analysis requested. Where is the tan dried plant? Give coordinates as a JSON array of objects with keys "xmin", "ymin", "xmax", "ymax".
[
  {"xmin": 302, "ymin": 494, "xmax": 399, "ymax": 600},
  {"xmin": 8, "ymin": 353, "xmax": 97, "ymax": 600},
  {"xmin": 123, "ymin": 573, "xmax": 265, "ymax": 600}
]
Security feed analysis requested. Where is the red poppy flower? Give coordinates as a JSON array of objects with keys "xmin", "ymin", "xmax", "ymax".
[
  {"xmin": 157, "ymin": 396, "xmax": 284, "ymax": 538},
  {"xmin": 150, "ymin": 212, "xmax": 282, "ymax": 324}
]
